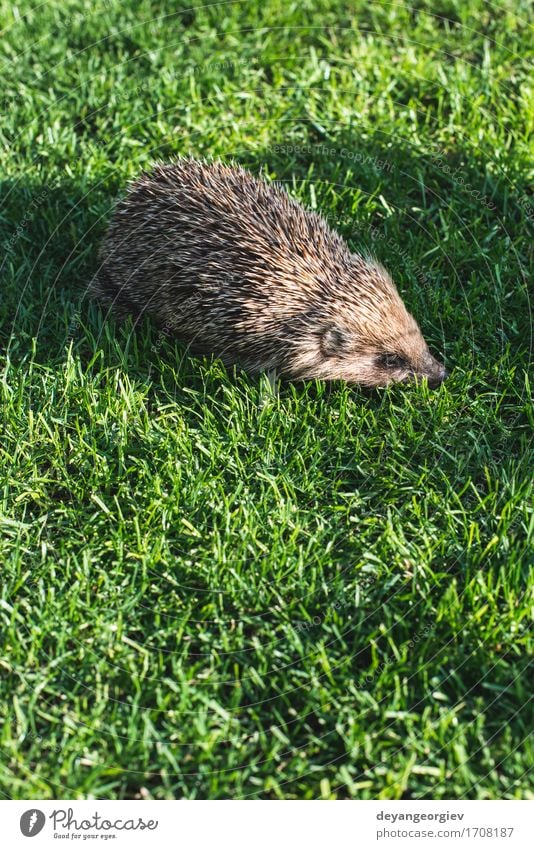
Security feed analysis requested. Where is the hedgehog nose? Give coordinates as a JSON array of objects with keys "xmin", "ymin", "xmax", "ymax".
[{"xmin": 428, "ymin": 365, "xmax": 448, "ymax": 388}]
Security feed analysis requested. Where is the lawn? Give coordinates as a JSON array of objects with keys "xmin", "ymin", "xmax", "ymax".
[{"xmin": 0, "ymin": 0, "xmax": 532, "ymax": 800}]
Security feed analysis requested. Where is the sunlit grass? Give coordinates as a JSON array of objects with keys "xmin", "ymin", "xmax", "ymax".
[{"xmin": 0, "ymin": 0, "xmax": 532, "ymax": 799}]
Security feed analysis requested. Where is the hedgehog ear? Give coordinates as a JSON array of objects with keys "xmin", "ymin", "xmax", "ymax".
[{"xmin": 320, "ymin": 326, "xmax": 351, "ymax": 357}]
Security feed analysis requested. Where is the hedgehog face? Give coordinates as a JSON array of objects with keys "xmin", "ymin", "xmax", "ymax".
[
  {"xmin": 315, "ymin": 309, "xmax": 447, "ymax": 388},
  {"xmin": 330, "ymin": 262, "xmax": 448, "ymax": 388},
  {"xmin": 352, "ymin": 337, "xmax": 447, "ymax": 388},
  {"xmin": 291, "ymin": 317, "xmax": 446, "ymax": 387},
  {"xmin": 291, "ymin": 263, "xmax": 447, "ymax": 387}
]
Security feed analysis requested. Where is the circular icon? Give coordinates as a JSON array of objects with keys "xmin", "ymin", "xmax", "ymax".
[{"xmin": 20, "ymin": 810, "xmax": 46, "ymax": 837}]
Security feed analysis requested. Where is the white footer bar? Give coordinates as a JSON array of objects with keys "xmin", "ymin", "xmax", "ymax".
[{"xmin": 3, "ymin": 800, "xmax": 531, "ymax": 848}]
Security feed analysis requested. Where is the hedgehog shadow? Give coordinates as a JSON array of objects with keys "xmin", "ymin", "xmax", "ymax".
[
  {"xmin": 0, "ymin": 176, "xmax": 115, "ymax": 358},
  {"xmin": 242, "ymin": 128, "xmax": 516, "ymax": 236}
]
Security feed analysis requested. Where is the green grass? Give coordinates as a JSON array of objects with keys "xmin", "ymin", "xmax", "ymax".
[{"xmin": 0, "ymin": 0, "xmax": 532, "ymax": 800}]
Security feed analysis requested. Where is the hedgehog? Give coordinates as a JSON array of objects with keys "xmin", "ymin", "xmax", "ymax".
[{"xmin": 91, "ymin": 158, "xmax": 447, "ymax": 388}]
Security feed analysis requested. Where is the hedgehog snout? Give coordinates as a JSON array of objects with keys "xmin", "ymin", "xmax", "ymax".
[
  {"xmin": 420, "ymin": 353, "xmax": 448, "ymax": 388},
  {"xmin": 426, "ymin": 364, "xmax": 448, "ymax": 388}
]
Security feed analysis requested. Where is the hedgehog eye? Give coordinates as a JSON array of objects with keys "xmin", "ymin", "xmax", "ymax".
[{"xmin": 379, "ymin": 352, "xmax": 407, "ymax": 369}]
